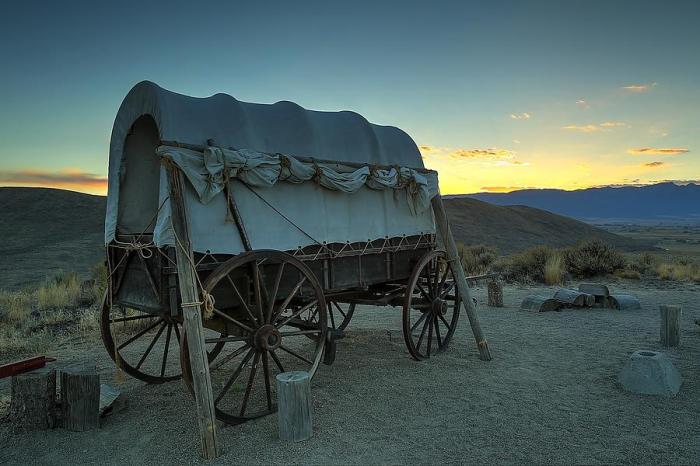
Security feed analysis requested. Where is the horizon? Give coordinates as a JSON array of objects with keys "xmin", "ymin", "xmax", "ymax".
[{"xmin": 0, "ymin": 0, "xmax": 698, "ymax": 195}]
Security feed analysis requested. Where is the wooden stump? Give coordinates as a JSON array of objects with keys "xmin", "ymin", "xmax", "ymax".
[
  {"xmin": 9, "ymin": 367, "xmax": 56, "ymax": 431},
  {"xmin": 487, "ymin": 281, "xmax": 504, "ymax": 307},
  {"xmin": 276, "ymin": 371, "xmax": 312, "ymax": 442},
  {"xmin": 660, "ymin": 305, "xmax": 682, "ymax": 347},
  {"xmin": 553, "ymin": 288, "xmax": 595, "ymax": 307},
  {"xmin": 60, "ymin": 365, "xmax": 100, "ymax": 431},
  {"xmin": 520, "ymin": 295, "xmax": 561, "ymax": 313}
]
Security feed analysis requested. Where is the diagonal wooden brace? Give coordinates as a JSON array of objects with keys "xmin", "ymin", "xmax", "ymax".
[{"xmin": 431, "ymin": 195, "xmax": 493, "ymax": 361}]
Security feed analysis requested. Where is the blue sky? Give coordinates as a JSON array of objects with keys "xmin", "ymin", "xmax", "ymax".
[{"xmin": 0, "ymin": 0, "xmax": 698, "ymax": 194}]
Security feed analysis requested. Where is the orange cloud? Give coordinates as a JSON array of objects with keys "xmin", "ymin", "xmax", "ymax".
[
  {"xmin": 643, "ymin": 161, "xmax": 665, "ymax": 168},
  {"xmin": 562, "ymin": 124, "xmax": 600, "ymax": 133},
  {"xmin": 622, "ymin": 82, "xmax": 657, "ymax": 92},
  {"xmin": 627, "ymin": 147, "xmax": 689, "ymax": 155},
  {"xmin": 450, "ymin": 148, "xmax": 516, "ymax": 159},
  {"xmin": 0, "ymin": 168, "xmax": 107, "ymax": 194}
]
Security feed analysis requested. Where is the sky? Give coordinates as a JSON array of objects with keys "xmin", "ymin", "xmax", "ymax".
[{"xmin": 0, "ymin": 0, "xmax": 698, "ymax": 195}]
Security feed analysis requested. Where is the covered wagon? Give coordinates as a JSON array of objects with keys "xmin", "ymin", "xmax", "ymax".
[{"xmin": 102, "ymin": 81, "xmax": 490, "ymax": 434}]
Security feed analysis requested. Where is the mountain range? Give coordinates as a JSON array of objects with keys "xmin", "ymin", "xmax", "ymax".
[
  {"xmin": 0, "ymin": 187, "xmax": 649, "ymax": 290},
  {"xmin": 458, "ymin": 182, "xmax": 700, "ymax": 223}
]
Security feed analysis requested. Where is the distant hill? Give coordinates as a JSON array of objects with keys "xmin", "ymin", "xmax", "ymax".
[
  {"xmin": 460, "ymin": 182, "xmax": 700, "ymax": 223},
  {"xmin": 0, "ymin": 187, "xmax": 106, "ymax": 290},
  {"xmin": 0, "ymin": 187, "xmax": 645, "ymax": 290},
  {"xmin": 442, "ymin": 197, "xmax": 647, "ymax": 254}
]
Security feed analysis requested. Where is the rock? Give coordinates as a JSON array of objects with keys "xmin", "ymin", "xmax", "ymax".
[{"xmin": 618, "ymin": 350, "xmax": 682, "ymax": 397}]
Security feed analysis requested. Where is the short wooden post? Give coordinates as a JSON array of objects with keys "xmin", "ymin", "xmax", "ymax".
[
  {"xmin": 167, "ymin": 165, "xmax": 219, "ymax": 459},
  {"xmin": 431, "ymin": 195, "xmax": 492, "ymax": 360},
  {"xmin": 9, "ymin": 367, "xmax": 57, "ymax": 431},
  {"xmin": 60, "ymin": 365, "xmax": 100, "ymax": 431},
  {"xmin": 487, "ymin": 280, "xmax": 504, "ymax": 307},
  {"xmin": 660, "ymin": 305, "xmax": 681, "ymax": 347},
  {"xmin": 277, "ymin": 371, "xmax": 313, "ymax": 442}
]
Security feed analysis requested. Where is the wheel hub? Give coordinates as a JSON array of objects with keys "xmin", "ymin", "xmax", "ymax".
[
  {"xmin": 255, "ymin": 324, "xmax": 282, "ymax": 351},
  {"xmin": 431, "ymin": 298, "xmax": 448, "ymax": 316}
]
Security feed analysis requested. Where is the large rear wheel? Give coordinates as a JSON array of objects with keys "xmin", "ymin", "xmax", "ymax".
[{"xmin": 180, "ymin": 250, "xmax": 327, "ymax": 424}]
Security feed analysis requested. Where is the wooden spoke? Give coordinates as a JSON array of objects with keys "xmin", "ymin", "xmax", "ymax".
[
  {"xmin": 438, "ymin": 314, "xmax": 453, "ymax": 334},
  {"xmin": 411, "ymin": 311, "xmax": 429, "ymax": 333},
  {"xmin": 117, "ymin": 318, "xmax": 163, "ymax": 350},
  {"xmin": 160, "ymin": 324, "xmax": 173, "ymax": 378},
  {"xmin": 279, "ymin": 330, "xmax": 321, "ymax": 337},
  {"xmin": 252, "ymin": 261, "xmax": 265, "ymax": 323},
  {"xmin": 226, "ymin": 275, "xmax": 258, "ymax": 325},
  {"xmin": 210, "ymin": 343, "xmax": 251, "ymax": 372},
  {"xmin": 328, "ymin": 306, "xmax": 337, "ymax": 328},
  {"xmin": 215, "ymin": 348, "xmax": 255, "ymax": 405},
  {"xmin": 173, "ymin": 324, "xmax": 181, "ymax": 343},
  {"xmin": 109, "ymin": 314, "xmax": 158, "ymax": 324},
  {"xmin": 440, "ymin": 281, "xmax": 456, "ymax": 299},
  {"xmin": 135, "ymin": 322, "xmax": 167, "ymax": 370},
  {"xmin": 205, "ymin": 335, "xmax": 249, "ymax": 344},
  {"xmin": 239, "ymin": 352, "xmax": 261, "ymax": 417},
  {"xmin": 266, "ymin": 262, "xmax": 285, "ymax": 323},
  {"xmin": 415, "ymin": 315, "xmax": 431, "ymax": 351},
  {"xmin": 274, "ymin": 276, "xmax": 307, "ymax": 319},
  {"xmin": 333, "ymin": 301, "xmax": 347, "ymax": 319},
  {"xmin": 426, "ymin": 316, "xmax": 434, "ymax": 357},
  {"xmin": 438, "ymin": 266, "xmax": 450, "ymax": 295},
  {"xmin": 416, "ymin": 283, "xmax": 432, "ymax": 302},
  {"xmin": 275, "ymin": 299, "xmax": 317, "ymax": 329},
  {"xmin": 269, "ymin": 349, "xmax": 286, "ymax": 373},
  {"xmin": 212, "ymin": 308, "xmax": 255, "ymax": 333},
  {"xmin": 434, "ymin": 316, "xmax": 443, "ymax": 349},
  {"xmin": 278, "ymin": 345, "xmax": 313, "ymax": 365},
  {"xmin": 261, "ymin": 352, "xmax": 273, "ymax": 410}
]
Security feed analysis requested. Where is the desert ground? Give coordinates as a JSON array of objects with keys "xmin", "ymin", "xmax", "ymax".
[{"xmin": 2, "ymin": 279, "xmax": 699, "ymax": 465}]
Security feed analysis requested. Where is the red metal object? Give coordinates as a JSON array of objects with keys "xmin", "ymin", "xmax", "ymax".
[{"xmin": 0, "ymin": 356, "xmax": 56, "ymax": 379}]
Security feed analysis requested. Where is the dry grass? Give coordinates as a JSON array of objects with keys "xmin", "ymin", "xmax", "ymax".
[
  {"xmin": 544, "ymin": 254, "xmax": 565, "ymax": 285},
  {"xmin": 656, "ymin": 261, "xmax": 700, "ymax": 282},
  {"xmin": 0, "ymin": 267, "xmax": 105, "ymax": 361}
]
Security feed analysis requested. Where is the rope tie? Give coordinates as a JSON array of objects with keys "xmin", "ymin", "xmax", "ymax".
[
  {"xmin": 180, "ymin": 290, "xmax": 215, "ymax": 320},
  {"xmin": 113, "ymin": 239, "xmax": 155, "ymax": 259}
]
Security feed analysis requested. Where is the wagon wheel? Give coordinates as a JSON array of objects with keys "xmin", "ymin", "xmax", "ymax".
[
  {"xmin": 403, "ymin": 250, "xmax": 461, "ymax": 361},
  {"xmin": 100, "ymin": 292, "xmax": 225, "ymax": 384},
  {"xmin": 306, "ymin": 301, "xmax": 355, "ymax": 337},
  {"xmin": 180, "ymin": 250, "xmax": 327, "ymax": 425}
]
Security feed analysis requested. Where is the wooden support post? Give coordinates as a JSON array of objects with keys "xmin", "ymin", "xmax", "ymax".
[
  {"xmin": 431, "ymin": 195, "xmax": 492, "ymax": 361},
  {"xmin": 60, "ymin": 365, "xmax": 100, "ymax": 431},
  {"xmin": 9, "ymin": 367, "xmax": 56, "ymax": 431},
  {"xmin": 167, "ymin": 165, "xmax": 219, "ymax": 459},
  {"xmin": 487, "ymin": 280, "xmax": 504, "ymax": 307},
  {"xmin": 276, "ymin": 371, "xmax": 313, "ymax": 442},
  {"xmin": 660, "ymin": 305, "xmax": 681, "ymax": 347}
]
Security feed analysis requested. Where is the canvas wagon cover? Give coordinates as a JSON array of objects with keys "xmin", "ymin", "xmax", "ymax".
[{"xmin": 106, "ymin": 81, "xmax": 438, "ymax": 255}]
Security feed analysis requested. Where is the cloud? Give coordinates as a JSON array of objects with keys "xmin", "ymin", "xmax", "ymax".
[
  {"xmin": 562, "ymin": 121, "xmax": 630, "ymax": 133},
  {"xmin": 622, "ymin": 82, "xmax": 657, "ymax": 92},
  {"xmin": 643, "ymin": 161, "xmax": 665, "ymax": 168},
  {"xmin": 575, "ymin": 99, "xmax": 590, "ymax": 109},
  {"xmin": 0, "ymin": 168, "xmax": 107, "ymax": 192},
  {"xmin": 627, "ymin": 147, "xmax": 689, "ymax": 156},
  {"xmin": 450, "ymin": 148, "xmax": 516, "ymax": 159},
  {"xmin": 492, "ymin": 160, "xmax": 530, "ymax": 167},
  {"xmin": 509, "ymin": 112, "xmax": 531, "ymax": 120},
  {"xmin": 562, "ymin": 124, "xmax": 601, "ymax": 133},
  {"xmin": 418, "ymin": 145, "xmax": 435, "ymax": 153}
]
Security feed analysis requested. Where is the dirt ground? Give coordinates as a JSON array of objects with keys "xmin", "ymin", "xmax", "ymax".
[{"xmin": 1, "ymin": 279, "xmax": 699, "ymax": 465}]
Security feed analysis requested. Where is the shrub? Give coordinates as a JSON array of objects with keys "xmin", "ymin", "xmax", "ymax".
[
  {"xmin": 498, "ymin": 245, "xmax": 558, "ymax": 282},
  {"xmin": 456, "ymin": 243, "xmax": 497, "ymax": 275},
  {"xmin": 90, "ymin": 261, "xmax": 108, "ymax": 304},
  {"xmin": 629, "ymin": 252, "xmax": 659, "ymax": 275},
  {"xmin": 563, "ymin": 240, "xmax": 626, "ymax": 278},
  {"xmin": 543, "ymin": 254, "xmax": 565, "ymax": 285},
  {"xmin": 37, "ymin": 271, "xmax": 81, "ymax": 311},
  {"xmin": 614, "ymin": 268, "xmax": 642, "ymax": 280}
]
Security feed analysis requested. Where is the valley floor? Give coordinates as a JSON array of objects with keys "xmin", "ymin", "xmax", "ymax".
[{"xmin": 1, "ymin": 280, "xmax": 699, "ymax": 465}]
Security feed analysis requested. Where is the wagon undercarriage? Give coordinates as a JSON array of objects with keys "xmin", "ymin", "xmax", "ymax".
[{"xmin": 103, "ymin": 235, "xmax": 463, "ymax": 423}]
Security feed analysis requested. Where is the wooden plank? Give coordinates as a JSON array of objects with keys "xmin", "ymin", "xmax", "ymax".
[
  {"xmin": 660, "ymin": 305, "xmax": 681, "ymax": 347},
  {"xmin": 168, "ymin": 165, "xmax": 220, "ymax": 459},
  {"xmin": 0, "ymin": 356, "xmax": 55, "ymax": 379},
  {"xmin": 60, "ymin": 365, "xmax": 100, "ymax": 431},
  {"xmin": 431, "ymin": 195, "xmax": 492, "ymax": 361},
  {"xmin": 276, "ymin": 371, "xmax": 313, "ymax": 442}
]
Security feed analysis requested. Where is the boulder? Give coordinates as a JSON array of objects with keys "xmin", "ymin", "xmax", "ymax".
[{"xmin": 618, "ymin": 350, "xmax": 682, "ymax": 397}]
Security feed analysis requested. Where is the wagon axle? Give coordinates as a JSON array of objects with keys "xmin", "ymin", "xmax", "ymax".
[{"xmin": 255, "ymin": 325, "xmax": 282, "ymax": 352}]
